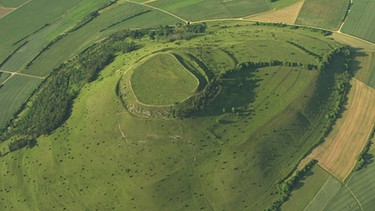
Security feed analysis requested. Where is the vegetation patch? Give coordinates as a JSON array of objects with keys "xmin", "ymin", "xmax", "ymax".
[
  {"xmin": 149, "ymin": 0, "xmax": 271, "ymax": 21},
  {"xmin": 341, "ymin": 0, "xmax": 375, "ymax": 43},
  {"xmin": 130, "ymin": 53, "xmax": 199, "ymax": 105},
  {"xmin": 296, "ymin": 0, "xmax": 349, "ymax": 29}
]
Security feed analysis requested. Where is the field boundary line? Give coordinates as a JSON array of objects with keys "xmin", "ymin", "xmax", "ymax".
[
  {"xmin": 124, "ymin": 0, "xmax": 188, "ymax": 23},
  {"xmin": 343, "ymin": 182, "xmax": 364, "ymax": 211}
]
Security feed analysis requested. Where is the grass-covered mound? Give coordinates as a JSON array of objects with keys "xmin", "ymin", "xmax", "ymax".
[
  {"xmin": 0, "ymin": 23, "xmax": 352, "ymax": 210},
  {"xmin": 130, "ymin": 53, "xmax": 199, "ymax": 105}
]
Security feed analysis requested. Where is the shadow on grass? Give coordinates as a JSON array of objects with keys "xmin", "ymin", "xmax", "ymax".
[{"xmin": 193, "ymin": 68, "xmax": 261, "ymax": 117}]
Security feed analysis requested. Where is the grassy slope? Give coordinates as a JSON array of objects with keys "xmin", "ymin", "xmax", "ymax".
[
  {"xmin": 0, "ymin": 75, "xmax": 42, "ymax": 127},
  {"xmin": 0, "ymin": 24, "xmax": 344, "ymax": 210},
  {"xmin": 296, "ymin": 0, "xmax": 349, "ymax": 30},
  {"xmin": 131, "ymin": 53, "xmax": 199, "ymax": 105},
  {"xmin": 341, "ymin": 0, "xmax": 375, "ymax": 43}
]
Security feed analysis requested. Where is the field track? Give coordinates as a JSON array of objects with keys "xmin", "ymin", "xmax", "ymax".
[
  {"xmin": 247, "ymin": 0, "xmax": 304, "ymax": 24},
  {"xmin": 0, "ymin": 7, "xmax": 14, "ymax": 18},
  {"xmin": 308, "ymin": 79, "xmax": 375, "ymax": 181},
  {"xmin": 0, "ymin": 0, "xmax": 31, "ymax": 19},
  {"xmin": 0, "ymin": 69, "xmax": 45, "ymax": 85}
]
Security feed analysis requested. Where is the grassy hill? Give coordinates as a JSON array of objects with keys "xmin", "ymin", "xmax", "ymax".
[{"xmin": 0, "ymin": 22, "xmax": 350, "ymax": 210}]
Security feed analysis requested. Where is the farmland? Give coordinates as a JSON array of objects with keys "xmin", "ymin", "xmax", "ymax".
[
  {"xmin": 0, "ymin": 0, "xmax": 374, "ymax": 210},
  {"xmin": 148, "ymin": 0, "xmax": 271, "ymax": 21},
  {"xmin": 341, "ymin": 0, "xmax": 375, "ymax": 43},
  {"xmin": 296, "ymin": 0, "xmax": 349, "ymax": 29},
  {"xmin": 0, "ymin": 75, "xmax": 42, "ymax": 127},
  {"xmin": 307, "ymin": 79, "xmax": 375, "ymax": 181}
]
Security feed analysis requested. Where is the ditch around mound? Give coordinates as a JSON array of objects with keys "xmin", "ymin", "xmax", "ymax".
[{"xmin": 118, "ymin": 52, "xmax": 214, "ymax": 119}]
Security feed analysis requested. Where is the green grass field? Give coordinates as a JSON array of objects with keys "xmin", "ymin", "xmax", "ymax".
[
  {"xmin": 0, "ymin": 0, "xmax": 106, "ymax": 64},
  {"xmin": 24, "ymin": 2, "xmax": 180, "ymax": 77},
  {"xmin": 354, "ymin": 51, "xmax": 375, "ymax": 89},
  {"xmin": 282, "ymin": 165, "xmax": 331, "ymax": 210},
  {"xmin": 341, "ymin": 0, "xmax": 375, "ymax": 43},
  {"xmin": 0, "ymin": 72, "xmax": 10, "ymax": 84},
  {"xmin": 0, "ymin": 23, "xmax": 349, "ymax": 210},
  {"xmin": 148, "ymin": 0, "xmax": 271, "ymax": 21},
  {"xmin": 0, "ymin": 75, "xmax": 42, "ymax": 127},
  {"xmin": 0, "ymin": 0, "xmax": 28, "ymax": 7},
  {"xmin": 131, "ymin": 53, "xmax": 199, "ymax": 105},
  {"xmin": 296, "ymin": 0, "xmax": 349, "ymax": 30}
]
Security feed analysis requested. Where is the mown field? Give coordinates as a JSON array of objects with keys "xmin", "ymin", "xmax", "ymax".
[
  {"xmin": 148, "ymin": 0, "xmax": 271, "ymax": 21},
  {"xmin": 341, "ymin": 0, "xmax": 375, "ymax": 43},
  {"xmin": 354, "ymin": 51, "xmax": 375, "ymax": 89},
  {"xmin": 0, "ymin": 72, "xmax": 10, "ymax": 84},
  {"xmin": 307, "ymin": 79, "xmax": 375, "ymax": 181},
  {"xmin": 0, "ymin": 75, "xmax": 42, "ymax": 127},
  {"xmin": 0, "ymin": 22, "xmax": 350, "ymax": 210},
  {"xmin": 296, "ymin": 0, "xmax": 349, "ymax": 29},
  {"xmin": 0, "ymin": 0, "xmax": 28, "ymax": 7}
]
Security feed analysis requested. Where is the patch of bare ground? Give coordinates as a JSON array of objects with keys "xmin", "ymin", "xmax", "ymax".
[
  {"xmin": 246, "ymin": 0, "xmax": 304, "ymax": 24},
  {"xmin": 0, "ymin": 7, "xmax": 15, "ymax": 18},
  {"xmin": 307, "ymin": 79, "xmax": 375, "ymax": 181}
]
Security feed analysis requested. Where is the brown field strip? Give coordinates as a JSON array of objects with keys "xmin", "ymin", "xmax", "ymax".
[
  {"xmin": 307, "ymin": 79, "xmax": 375, "ymax": 181},
  {"xmin": 246, "ymin": 0, "xmax": 304, "ymax": 24},
  {"xmin": 0, "ymin": 7, "xmax": 15, "ymax": 18}
]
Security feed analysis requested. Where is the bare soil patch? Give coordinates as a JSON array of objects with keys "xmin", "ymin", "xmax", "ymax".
[
  {"xmin": 246, "ymin": 0, "xmax": 304, "ymax": 24},
  {"xmin": 308, "ymin": 79, "xmax": 375, "ymax": 181}
]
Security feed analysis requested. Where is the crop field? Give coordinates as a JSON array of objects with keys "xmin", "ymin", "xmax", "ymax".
[
  {"xmin": 0, "ymin": 22, "xmax": 351, "ymax": 210},
  {"xmin": 308, "ymin": 79, "xmax": 375, "ymax": 181},
  {"xmin": 130, "ymin": 53, "xmax": 199, "ymax": 105},
  {"xmin": 0, "ymin": 75, "xmax": 42, "ymax": 127},
  {"xmin": 341, "ymin": 0, "xmax": 375, "ymax": 43},
  {"xmin": 0, "ymin": 72, "xmax": 10, "ymax": 84},
  {"xmin": 296, "ymin": 0, "xmax": 349, "ymax": 29},
  {"xmin": 248, "ymin": 0, "xmax": 305, "ymax": 24},
  {"xmin": 0, "ymin": 0, "xmax": 28, "ymax": 7},
  {"xmin": 0, "ymin": 0, "xmax": 104, "ymax": 63},
  {"xmin": 148, "ymin": 0, "xmax": 271, "ymax": 21},
  {"xmin": 24, "ymin": 2, "xmax": 180, "ymax": 77},
  {"xmin": 282, "ymin": 163, "xmax": 330, "ymax": 210},
  {"xmin": 353, "ymin": 51, "xmax": 375, "ymax": 89}
]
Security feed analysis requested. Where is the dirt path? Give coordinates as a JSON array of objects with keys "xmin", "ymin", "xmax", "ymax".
[
  {"xmin": 307, "ymin": 79, "xmax": 375, "ymax": 181},
  {"xmin": 0, "ymin": 0, "xmax": 31, "ymax": 19},
  {"xmin": 246, "ymin": 0, "xmax": 305, "ymax": 24}
]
